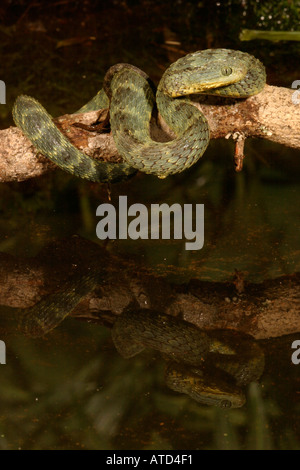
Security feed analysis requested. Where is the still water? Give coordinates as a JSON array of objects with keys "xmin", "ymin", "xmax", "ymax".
[{"xmin": 0, "ymin": 142, "xmax": 299, "ymax": 449}]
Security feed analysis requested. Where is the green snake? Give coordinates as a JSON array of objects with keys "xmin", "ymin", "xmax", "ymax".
[
  {"xmin": 19, "ymin": 274, "xmax": 265, "ymax": 408},
  {"xmin": 12, "ymin": 49, "xmax": 266, "ymax": 182}
]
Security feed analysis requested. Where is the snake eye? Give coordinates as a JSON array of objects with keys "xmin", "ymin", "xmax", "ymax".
[{"xmin": 221, "ymin": 66, "xmax": 232, "ymax": 76}]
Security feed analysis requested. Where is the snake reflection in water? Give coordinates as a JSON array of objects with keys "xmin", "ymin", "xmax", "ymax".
[{"xmin": 18, "ymin": 270, "xmax": 265, "ymax": 409}]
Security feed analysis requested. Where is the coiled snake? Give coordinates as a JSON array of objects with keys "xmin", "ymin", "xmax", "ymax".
[{"xmin": 12, "ymin": 49, "xmax": 266, "ymax": 182}]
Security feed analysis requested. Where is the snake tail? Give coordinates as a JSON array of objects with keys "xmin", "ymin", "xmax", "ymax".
[
  {"xmin": 12, "ymin": 95, "xmax": 136, "ymax": 183},
  {"xmin": 19, "ymin": 269, "xmax": 102, "ymax": 337}
]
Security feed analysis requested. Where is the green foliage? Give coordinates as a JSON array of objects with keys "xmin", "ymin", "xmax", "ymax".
[{"xmin": 251, "ymin": 0, "xmax": 300, "ymax": 31}]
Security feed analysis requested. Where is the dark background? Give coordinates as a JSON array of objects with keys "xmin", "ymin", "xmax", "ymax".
[{"xmin": 0, "ymin": 0, "xmax": 299, "ymax": 451}]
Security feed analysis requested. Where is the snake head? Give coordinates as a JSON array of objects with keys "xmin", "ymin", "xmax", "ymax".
[
  {"xmin": 165, "ymin": 363, "xmax": 246, "ymax": 408},
  {"xmin": 159, "ymin": 49, "xmax": 250, "ymax": 97}
]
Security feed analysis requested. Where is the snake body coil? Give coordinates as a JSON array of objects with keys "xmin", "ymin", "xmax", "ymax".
[{"xmin": 12, "ymin": 49, "xmax": 266, "ymax": 182}]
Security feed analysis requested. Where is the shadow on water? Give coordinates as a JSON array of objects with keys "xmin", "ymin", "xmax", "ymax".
[{"xmin": 0, "ymin": 0, "xmax": 299, "ymax": 451}]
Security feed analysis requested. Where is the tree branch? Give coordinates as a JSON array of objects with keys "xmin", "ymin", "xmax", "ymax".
[{"xmin": 0, "ymin": 85, "xmax": 298, "ymax": 183}]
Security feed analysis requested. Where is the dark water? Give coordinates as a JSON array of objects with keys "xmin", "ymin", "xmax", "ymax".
[{"xmin": 0, "ymin": 0, "xmax": 299, "ymax": 451}]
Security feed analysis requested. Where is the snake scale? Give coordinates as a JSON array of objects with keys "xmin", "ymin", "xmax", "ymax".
[{"xmin": 12, "ymin": 49, "xmax": 266, "ymax": 182}]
